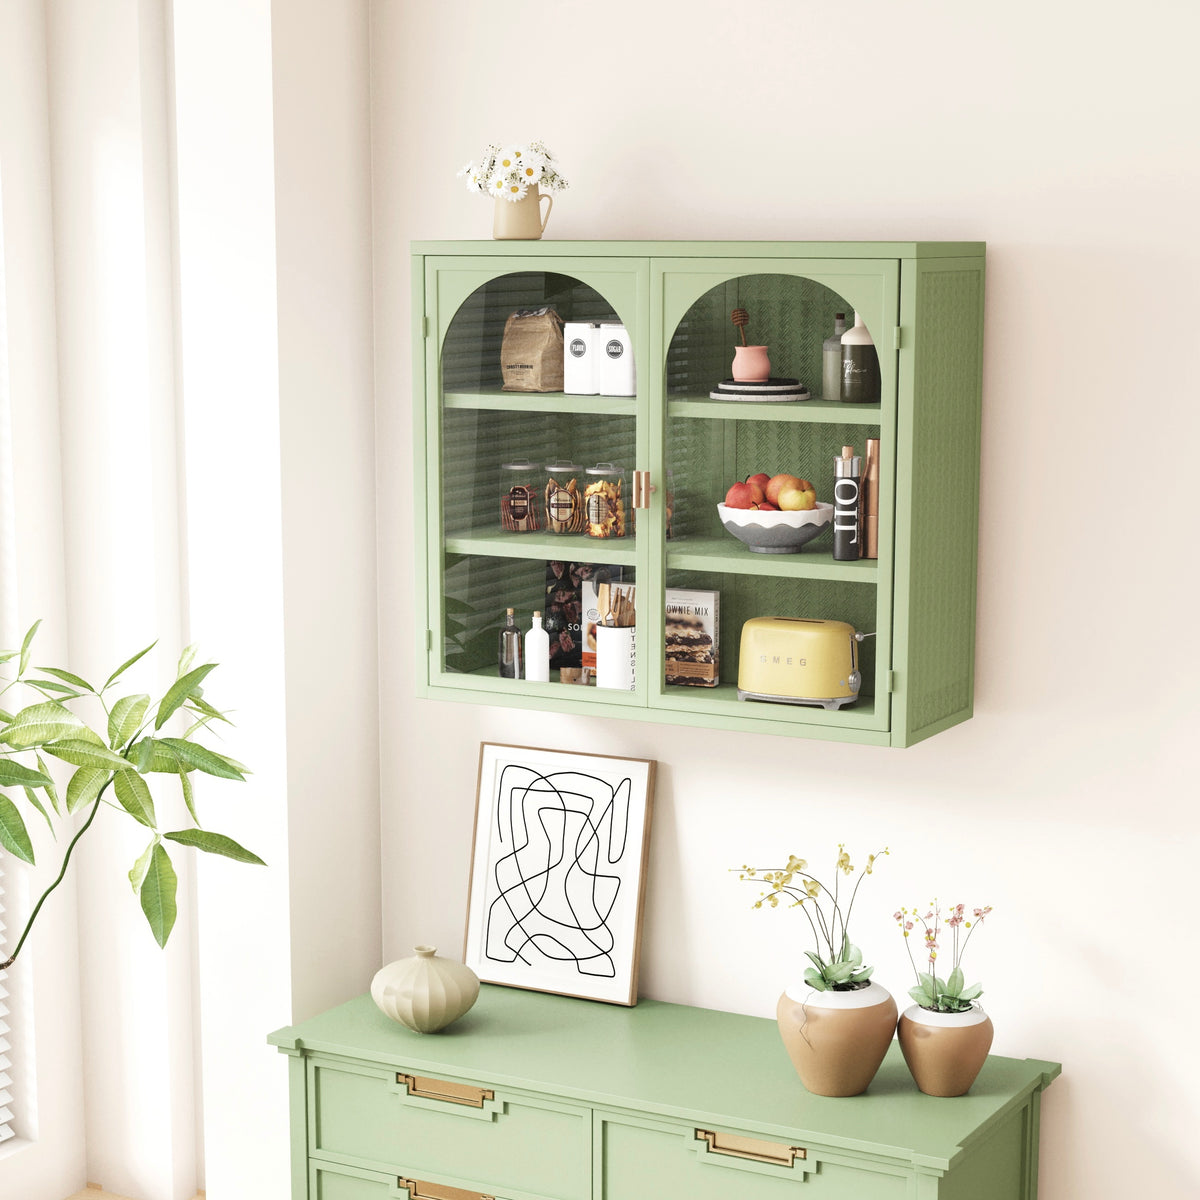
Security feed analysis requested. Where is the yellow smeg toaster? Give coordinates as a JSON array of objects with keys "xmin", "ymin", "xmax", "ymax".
[{"xmin": 737, "ymin": 617, "xmax": 862, "ymax": 709}]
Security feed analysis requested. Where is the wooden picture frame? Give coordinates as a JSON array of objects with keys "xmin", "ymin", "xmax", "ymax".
[{"xmin": 464, "ymin": 743, "xmax": 655, "ymax": 1006}]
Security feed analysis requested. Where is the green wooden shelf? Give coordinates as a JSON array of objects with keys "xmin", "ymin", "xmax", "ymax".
[
  {"xmin": 669, "ymin": 396, "xmax": 883, "ymax": 424},
  {"xmin": 444, "ymin": 388, "xmax": 638, "ymax": 417},
  {"xmin": 667, "ymin": 535, "xmax": 879, "ymax": 581},
  {"xmin": 444, "ymin": 529, "xmax": 638, "ymax": 567}
]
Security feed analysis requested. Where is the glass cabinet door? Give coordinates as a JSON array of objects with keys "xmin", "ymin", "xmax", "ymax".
[
  {"xmin": 650, "ymin": 258, "xmax": 900, "ymax": 738},
  {"xmin": 418, "ymin": 257, "xmax": 653, "ymax": 711}
]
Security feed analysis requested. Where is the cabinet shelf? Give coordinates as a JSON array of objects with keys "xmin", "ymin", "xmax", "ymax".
[
  {"xmin": 444, "ymin": 528, "xmax": 637, "ymax": 567},
  {"xmin": 667, "ymin": 536, "xmax": 878, "ymax": 581},
  {"xmin": 669, "ymin": 396, "xmax": 883, "ymax": 424},
  {"xmin": 444, "ymin": 388, "xmax": 638, "ymax": 417}
]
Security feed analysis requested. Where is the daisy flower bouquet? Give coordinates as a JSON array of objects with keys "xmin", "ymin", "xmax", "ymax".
[
  {"xmin": 896, "ymin": 900, "xmax": 992, "ymax": 1013},
  {"xmin": 735, "ymin": 844, "xmax": 888, "ymax": 992},
  {"xmin": 458, "ymin": 140, "xmax": 569, "ymax": 203}
]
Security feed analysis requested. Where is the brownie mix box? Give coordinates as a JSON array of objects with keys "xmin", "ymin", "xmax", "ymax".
[{"xmin": 664, "ymin": 588, "xmax": 719, "ymax": 686}]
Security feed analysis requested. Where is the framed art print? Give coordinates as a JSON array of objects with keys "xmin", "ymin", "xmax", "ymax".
[{"xmin": 464, "ymin": 743, "xmax": 655, "ymax": 1006}]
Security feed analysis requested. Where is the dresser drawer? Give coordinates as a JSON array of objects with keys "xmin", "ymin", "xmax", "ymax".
[
  {"xmin": 310, "ymin": 1059, "xmax": 590, "ymax": 1200},
  {"xmin": 600, "ymin": 1113, "xmax": 908, "ymax": 1198}
]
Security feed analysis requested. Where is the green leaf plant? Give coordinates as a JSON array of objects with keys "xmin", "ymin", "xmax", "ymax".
[
  {"xmin": 896, "ymin": 900, "xmax": 993, "ymax": 1013},
  {"xmin": 0, "ymin": 622, "xmax": 264, "ymax": 970},
  {"xmin": 733, "ymin": 844, "xmax": 889, "ymax": 991}
]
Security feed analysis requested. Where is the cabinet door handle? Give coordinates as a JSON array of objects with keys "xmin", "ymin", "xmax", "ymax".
[
  {"xmin": 396, "ymin": 1072, "xmax": 494, "ymax": 1108},
  {"xmin": 695, "ymin": 1128, "xmax": 807, "ymax": 1167},
  {"xmin": 397, "ymin": 1178, "xmax": 495, "ymax": 1200},
  {"xmin": 632, "ymin": 470, "xmax": 656, "ymax": 509}
]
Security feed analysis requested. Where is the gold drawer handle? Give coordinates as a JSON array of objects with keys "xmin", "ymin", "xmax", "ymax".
[
  {"xmin": 695, "ymin": 1128, "xmax": 807, "ymax": 1168},
  {"xmin": 398, "ymin": 1179, "xmax": 494, "ymax": 1200},
  {"xmin": 396, "ymin": 1072, "xmax": 494, "ymax": 1108}
]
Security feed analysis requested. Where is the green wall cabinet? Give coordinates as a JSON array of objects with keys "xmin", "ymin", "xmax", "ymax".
[
  {"xmin": 412, "ymin": 241, "xmax": 985, "ymax": 746},
  {"xmin": 270, "ymin": 985, "xmax": 1058, "ymax": 1200}
]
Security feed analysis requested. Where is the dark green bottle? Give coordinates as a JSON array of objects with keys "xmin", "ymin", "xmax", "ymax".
[{"xmin": 840, "ymin": 312, "xmax": 880, "ymax": 404}]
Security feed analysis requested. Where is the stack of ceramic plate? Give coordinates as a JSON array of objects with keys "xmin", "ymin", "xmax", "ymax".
[{"xmin": 708, "ymin": 378, "xmax": 811, "ymax": 402}]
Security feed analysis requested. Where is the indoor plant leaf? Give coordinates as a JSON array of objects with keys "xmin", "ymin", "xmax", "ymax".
[
  {"xmin": 176, "ymin": 763, "xmax": 199, "ymax": 827},
  {"xmin": 959, "ymin": 982, "xmax": 983, "ymax": 1001},
  {"xmin": 0, "ymin": 758, "xmax": 53, "ymax": 788},
  {"xmin": 35, "ymin": 753, "xmax": 62, "ymax": 814},
  {"xmin": 66, "ymin": 766, "xmax": 112, "ymax": 813},
  {"xmin": 803, "ymin": 968, "xmax": 827, "ymax": 991},
  {"xmin": 909, "ymin": 985, "xmax": 935, "ymax": 1007},
  {"xmin": 21, "ymin": 785, "xmax": 56, "ymax": 833},
  {"xmin": 176, "ymin": 643, "xmax": 198, "ymax": 678},
  {"xmin": 164, "ymin": 828, "xmax": 265, "ymax": 865},
  {"xmin": 156, "ymin": 738, "xmax": 245, "ymax": 781},
  {"xmin": 0, "ymin": 793, "xmax": 36, "ymax": 864},
  {"xmin": 139, "ymin": 842, "xmax": 178, "ymax": 948},
  {"xmin": 946, "ymin": 966, "xmax": 964, "ymax": 997},
  {"xmin": 128, "ymin": 737, "xmax": 189, "ymax": 773},
  {"xmin": 128, "ymin": 840, "xmax": 156, "ymax": 894},
  {"xmin": 26, "ymin": 680, "xmax": 85, "ymax": 698},
  {"xmin": 18, "ymin": 618, "xmax": 43, "ymax": 676},
  {"xmin": 108, "ymin": 694, "xmax": 151, "ymax": 749},
  {"xmin": 114, "ymin": 771, "xmax": 157, "ymax": 829},
  {"xmin": 154, "ymin": 663, "xmax": 217, "ymax": 730},
  {"xmin": 102, "ymin": 639, "xmax": 158, "ymax": 691},
  {"xmin": 35, "ymin": 665, "xmax": 94, "ymax": 692},
  {"xmin": 0, "ymin": 700, "xmax": 85, "ymax": 749},
  {"xmin": 43, "ymin": 739, "xmax": 136, "ymax": 771}
]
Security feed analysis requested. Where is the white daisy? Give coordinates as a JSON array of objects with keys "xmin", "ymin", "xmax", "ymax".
[
  {"xmin": 501, "ymin": 177, "xmax": 529, "ymax": 203},
  {"xmin": 515, "ymin": 152, "xmax": 546, "ymax": 185},
  {"xmin": 488, "ymin": 171, "xmax": 511, "ymax": 197},
  {"xmin": 494, "ymin": 146, "xmax": 521, "ymax": 174}
]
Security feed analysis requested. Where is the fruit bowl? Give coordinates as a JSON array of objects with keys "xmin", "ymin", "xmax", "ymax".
[{"xmin": 716, "ymin": 502, "xmax": 834, "ymax": 554}]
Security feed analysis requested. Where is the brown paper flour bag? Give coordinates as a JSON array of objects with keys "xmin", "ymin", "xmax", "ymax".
[{"xmin": 501, "ymin": 306, "xmax": 564, "ymax": 392}]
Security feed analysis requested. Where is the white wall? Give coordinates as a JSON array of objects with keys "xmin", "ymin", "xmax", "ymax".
[{"xmin": 372, "ymin": 3, "xmax": 1200, "ymax": 1198}]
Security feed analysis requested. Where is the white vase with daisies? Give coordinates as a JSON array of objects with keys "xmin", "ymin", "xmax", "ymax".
[{"xmin": 458, "ymin": 140, "xmax": 568, "ymax": 240}]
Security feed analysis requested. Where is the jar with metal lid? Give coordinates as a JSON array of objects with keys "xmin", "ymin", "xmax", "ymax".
[
  {"xmin": 584, "ymin": 462, "xmax": 628, "ymax": 538},
  {"xmin": 499, "ymin": 459, "xmax": 541, "ymax": 532},
  {"xmin": 544, "ymin": 460, "xmax": 586, "ymax": 534}
]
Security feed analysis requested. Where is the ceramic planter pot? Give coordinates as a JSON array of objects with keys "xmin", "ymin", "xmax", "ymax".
[
  {"xmin": 731, "ymin": 344, "xmax": 771, "ymax": 382},
  {"xmin": 371, "ymin": 945, "xmax": 480, "ymax": 1033},
  {"xmin": 897, "ymin": 1004, "xmax": 994, "ymax": 1096},
  {"xmin": 493, "ymin": 183, "xmax": 553, "ymax": 240},
  {"xmin": 776, "ymin": 981, "xmax": 898, "ymax": 1096}
]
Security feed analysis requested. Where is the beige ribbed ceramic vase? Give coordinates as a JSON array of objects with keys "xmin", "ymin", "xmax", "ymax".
[
  {"xmin": 897, "ymin": 1004, "xmax": 994, "ymax": 1096},
  {"xmin": 493, "ymin": 183, "xmax": 553, "ymax": 240},
  {"xmin": 776, "ymin": 981, "xmax": 898, "ymax": 1096},
  {"xmin": 370, "ymin": 945, "xmax": 480, "ymax": 1034}
]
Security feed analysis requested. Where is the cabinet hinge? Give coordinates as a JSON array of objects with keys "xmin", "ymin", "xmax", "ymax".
[
  {"xmin": 892, "ymin": 327, "xmax": 902, "ymax": 350},
  {"xmin": 887, "ymin": 670, "xmax": 897, "ymax": 693},
  {"xmin": 422, "ymin": 316, "xmax": 430, "ymax": 339},
  {"xmin": 425, "ymin": 629, "xmax": 432, "ymax": 651}
]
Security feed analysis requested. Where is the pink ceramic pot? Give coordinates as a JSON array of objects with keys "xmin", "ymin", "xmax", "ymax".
[{"xmin": 732, "ymin": 344, "xmax": 771, "ymax": 382}]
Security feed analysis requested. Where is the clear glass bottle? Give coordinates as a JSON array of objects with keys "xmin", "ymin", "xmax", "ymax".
[
  {"xmin": 524, "ymin": 611, "xmax": 550, "ymax": 682},
  {"xmin": 822, "ymin": 312, "xmax": 848, "ymax": 401},
  {"xmin": 498, "ymin": 607, "xmax": 522, "ymax": 678}
]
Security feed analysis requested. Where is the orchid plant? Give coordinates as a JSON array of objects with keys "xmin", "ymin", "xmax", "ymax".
[
  {"xmin": 735, "ymin": 844, "xmax": 889, "ymax": 991},
  {"xmin": 457, "ymin": 140, "xmax": 568, "ymax": 203},
  {"xmin": 897, "ymin": 900, "xmax": 992, "ymax": 1013}
]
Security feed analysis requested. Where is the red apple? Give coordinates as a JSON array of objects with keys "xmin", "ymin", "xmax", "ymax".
[
  {"xmin": 757, "ymin": 501, "xmax": 778, "ymax": 511},
  {"xmin": 747, "ymin": 472, "xmax": 771, "ymax": 490},
  {"xmin": 724, "ymin": 481, "xmax": 754, "ymax": 509},
  {"xmin": 746, "ymin": 478, "xmax": 768, "ymax": 506}
]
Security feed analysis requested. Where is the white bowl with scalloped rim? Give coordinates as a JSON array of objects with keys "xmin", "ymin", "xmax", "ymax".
[{"xmin": 716, "ymin": 501, "xmax": 834, "ymax": 554}]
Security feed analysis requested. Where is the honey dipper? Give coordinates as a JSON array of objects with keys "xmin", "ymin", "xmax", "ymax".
[{"xmin": 731, "ymin": 307, "xmax": 749, "ymax": 347}]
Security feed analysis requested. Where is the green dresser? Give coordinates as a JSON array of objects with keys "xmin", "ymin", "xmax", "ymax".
[{"xmin": 270, "ymin": 985, "xmax": 1058, "ymax": 1200}]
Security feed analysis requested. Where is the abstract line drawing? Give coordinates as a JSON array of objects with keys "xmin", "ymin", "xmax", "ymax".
[
  {"xmin": 466, "ymin": 744, "xmax": 654, "ymax": 1006},
  {"xmin": 485, "ymin": 766, "xmax": 630, "ymax": 978}
]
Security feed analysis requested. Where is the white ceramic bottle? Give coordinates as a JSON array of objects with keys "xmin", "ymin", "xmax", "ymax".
[
  {"xmin": 840, "ymin": 312, "xmax": 881, "ymax": 404},
  {"xmin": 525, "ymin": 610, "xmax": 550, "ymax": 681}
]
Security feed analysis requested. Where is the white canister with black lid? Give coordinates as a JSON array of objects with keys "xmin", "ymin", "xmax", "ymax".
[{"xmin": 597, "ymin": 321, "xmax": 636, "ymax": 397}]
